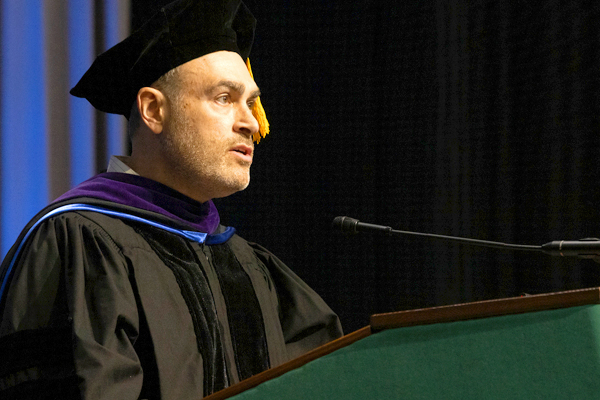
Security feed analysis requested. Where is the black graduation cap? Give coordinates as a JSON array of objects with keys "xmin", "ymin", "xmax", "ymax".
[{"xmin": 70, "ymin": 0, "xmax": 256, "ymax": 118}]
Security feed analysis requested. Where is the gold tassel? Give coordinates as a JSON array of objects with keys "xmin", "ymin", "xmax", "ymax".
[{"xmin": 246, "ymin": 58, "xmax": 270, "ymax": 143}]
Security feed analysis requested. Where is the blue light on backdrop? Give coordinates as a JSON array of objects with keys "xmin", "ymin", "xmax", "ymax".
[
  {"xmin": 68, "ymin": 0, "xmax": 95, "ymax": 187},
  {"xmin": 1, "ymin": 1, "xmax": 48, "ymax": 257},
  {"xmin": 0, "ymin": 0, "xmax": 128, "ymax": 257},
  {"xmin": 105, "ymin": 0, "xmax": 127, "ymax": 161}
]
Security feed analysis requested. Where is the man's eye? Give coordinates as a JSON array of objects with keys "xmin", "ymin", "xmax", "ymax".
[
  {"xmin": 247, "ymin": 100, "xmax": 256, "ymax": 109},
  {"xmin": 216, "ymin": 95, "xmax": 230, "ymax": 104}
]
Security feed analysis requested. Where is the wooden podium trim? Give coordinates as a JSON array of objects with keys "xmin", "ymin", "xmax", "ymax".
[
  {"xmin": 203, "ymin": 326, "xmax": 371, "ymax": 400},
  {"xmin": 370, "ymin": 287, "xmax": 600, "ymax": 331}
]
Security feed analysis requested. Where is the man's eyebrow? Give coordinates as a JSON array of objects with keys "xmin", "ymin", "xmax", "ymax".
[
  {"xmin": 248, "ymin": 88, "xmax": 261, "ymax": 99},
  {"xmin": 207, "ymin": 80, "xmax": 261, "ymax": 98}
]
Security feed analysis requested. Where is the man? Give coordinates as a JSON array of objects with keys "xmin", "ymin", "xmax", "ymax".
[{"xmin": 0, "ymin": 0, "xmax": 343, "ymax": 398}]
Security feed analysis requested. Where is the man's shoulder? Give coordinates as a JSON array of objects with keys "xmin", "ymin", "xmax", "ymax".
[
  {"xmin": 14, "ymin": 199, "xmax": 156, "ymax": 242},
  {"xmin": 33, "ymin": 198, "xmax": 201, "ymax": 235},
  {"xmin": 2, "ymin": 198, "xmax": 185, "ymax": 268}
]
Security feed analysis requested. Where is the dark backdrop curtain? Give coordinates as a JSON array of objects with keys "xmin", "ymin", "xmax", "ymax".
[{"xmin": 139, "ymin": 0, "xmax": 600, "ymax": 332}]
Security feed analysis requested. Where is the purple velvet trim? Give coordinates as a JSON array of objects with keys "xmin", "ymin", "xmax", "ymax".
[{"xmin": 54, "ymin": 172, "xmax": 220, "ymax": 234}]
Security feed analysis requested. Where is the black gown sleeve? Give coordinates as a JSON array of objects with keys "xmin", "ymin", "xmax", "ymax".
[
  {"xmin": 248, "ymin": 242, "xmax": 343, "ymax": 360},
  {"xmin": 0, "ymin": 212, "xmax": 145, "ymax": 400}
]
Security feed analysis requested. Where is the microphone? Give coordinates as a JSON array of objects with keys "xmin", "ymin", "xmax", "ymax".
[
  {"xmin": 332, "ymin": 216, "xmax": 392, "ymax": 235},
  {"xmin": 332, "ymin": 216, "xmax": 600, "ymax": 259},
  {"xmin": 540, "ymin": 239, "xmax": 600, "ymax": 258}
]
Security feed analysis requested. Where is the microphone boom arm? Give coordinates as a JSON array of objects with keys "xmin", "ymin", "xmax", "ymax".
[{"xmin": 333, "ymin": 216, "xmax": 600, "ymax": 259}]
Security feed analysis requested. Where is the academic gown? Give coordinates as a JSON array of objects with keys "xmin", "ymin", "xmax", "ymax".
[{"xmin": 0, "ymin": 173, "xmax": 343, "ymax": 400}]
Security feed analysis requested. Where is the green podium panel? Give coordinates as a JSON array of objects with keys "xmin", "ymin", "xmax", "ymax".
[{"xmin": 230, "ymin": 304, "xmax": 600, "ymax": 399}]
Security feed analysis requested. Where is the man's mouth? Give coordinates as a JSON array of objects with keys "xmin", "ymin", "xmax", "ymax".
[{"xmin": 230, "ymin": 144, "xmax": 253, "ymax": 162}]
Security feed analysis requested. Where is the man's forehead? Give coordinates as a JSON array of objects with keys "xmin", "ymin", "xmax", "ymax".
[
  {"xmin": 180, "ymin": 52, "xmax": 258, "ymax": 90},
  {"xmin": 183, "ymin": 51, "xmax": 247, "ymax": 74}
]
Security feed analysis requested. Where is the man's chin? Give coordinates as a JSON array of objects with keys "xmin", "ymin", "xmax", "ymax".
[{"xmin": 212, "ymin": 177, "xmax": 250, "ymax": 199}]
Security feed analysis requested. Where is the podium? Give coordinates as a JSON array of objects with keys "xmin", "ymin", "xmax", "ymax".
[{"xmin": 205, "ymin": 288, "xmax": 600, "ymax": 399}]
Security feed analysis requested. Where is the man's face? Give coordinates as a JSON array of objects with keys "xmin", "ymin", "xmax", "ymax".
[{"xmin": 158, "ymin": 51, "xmax": 260, "ymax": 201}]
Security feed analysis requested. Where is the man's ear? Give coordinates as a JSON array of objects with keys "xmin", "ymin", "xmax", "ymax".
[{"xmin": 137, "ymin": 87, "xmax": 166, "ymax": 134}]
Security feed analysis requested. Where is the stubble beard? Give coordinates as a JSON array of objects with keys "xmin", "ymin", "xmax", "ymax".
[{"xmin": 160, "ymin": 103, "xmax": 251, "ymax": 201}]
